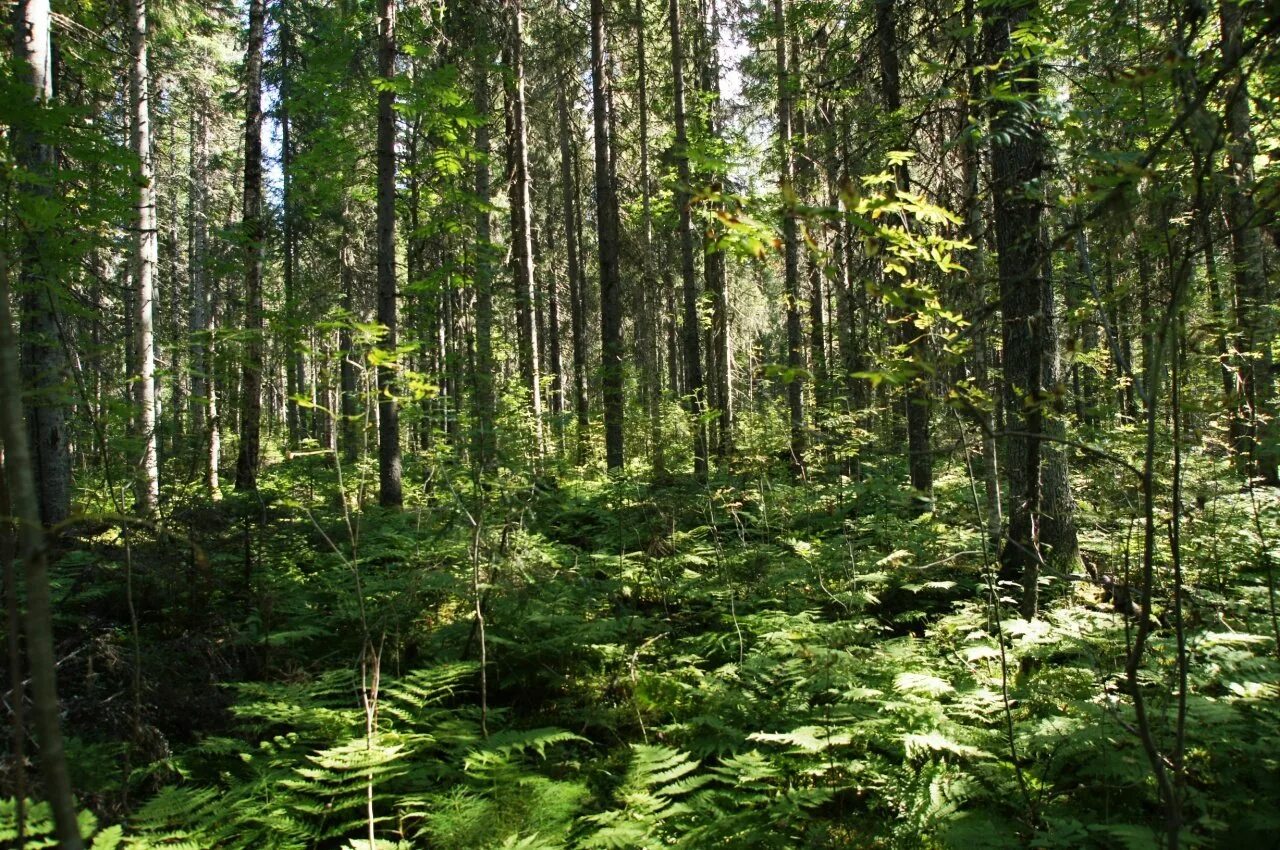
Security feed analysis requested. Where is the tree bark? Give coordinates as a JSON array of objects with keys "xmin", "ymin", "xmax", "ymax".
[
  {"xmin": 0, "ymin": 251, "xmax": 83, "ymax": 849},
  {"xmin": 592, "ymin": 0, "xmax": 625, "ymax": 470},
  {"xmin": 672, "ymin": 0, "xmax": 708, "ymax": 479},
  {"xmin": 987, "ymin": 0, "xmax": 1048, "ymax": 617},
  {"xmin": 234, "ymin": 0, "xmax": 266, "ymax": 492},
  {"xmin": 376, "ymin": 0, "xmax": 403, "ymax": 506},
  {"xmin": 505, "ymin": 0, "xmax": 544, "ymax": 462},
  {"xmin": 556, "ymin": 85, "xmax": 590, "ymax": 467},
  {"xmin": 129, "ymin": 0, "xmax": 159, "ymax": 512},
  {"xmin": 14, "ymin": 0, "xmax": 70, "ymax": 526},
  {"xmin": 1220, "ymin": 1, "xmax": 1277, "ymax": 484},
  {"xmin": 472, "ymin": 36, "xmax": 498, "ymax": 471},
  {"xmin": 776, "ymin": 0, "xmax": 804, "ymax": 473},
  {"xmin": 876, "ymin": 0, "xmax": 930, "ymax": 498}
]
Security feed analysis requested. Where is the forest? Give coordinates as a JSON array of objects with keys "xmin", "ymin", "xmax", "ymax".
[{"xmin": 2, "ymin": 0, "xmax": 1280, "ymax": 846}]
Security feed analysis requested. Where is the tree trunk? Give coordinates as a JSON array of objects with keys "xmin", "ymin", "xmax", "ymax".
[
  {"xmin": 281, "ymin": 12, "xmax": 304, "ymax": 449},
  {"xmin": 637, "ymin": 0, "xmax": 666, "ymax": 477},
  {"xmin": 129, "ymin": 0, "xmax": 159, "ymax": 512},
  {"xmin": 1220, "ymin": 1, "xmax": 1277, "ymax": 484},
  {"xmin": 234, "ymin": 0, "xmax": 266, "ymax": 492},
  {"xmin": 0, "ymin": 249, "xmax": 83, "ymax": 849},
  {"xmin": 701, "ymin": 0, "xmax": 732, "ymax": 462},
  {"xmin": 14, "ymin": 0, "xmax": 70, "ymax": 526},
  {"xmin": 376, "ymin": 0, "xmax": 403, "ymax": 506},
  {"xmin": 556, "ymin": 85, "xmax": 589, "ymax": 467},
  {"xmin": 876, "ymin": 0, "xmax": 930, "ymax": 498},
  {"xmin": 671, "ymin": 0, "xmax": 707, "ymax": 479},
  {"xmin": 472, "ymin": 37, "xmax": 498, "ymax": 471},
  {"xmin": 505, "ymin": 0, "xmax": 544, "ymax": 461},
  {"xmin": 592, "ymin": 0, "xmax": 625, "ymax": 470},
  {"xmin": 987, "ymin": 0, "xmax": 1048, "ymax": 618},
  {"xmin": 776, "ymin": 0, "xmax": 804, "ymax": 473}
]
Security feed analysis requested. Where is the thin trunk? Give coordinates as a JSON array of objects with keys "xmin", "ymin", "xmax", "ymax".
[
  {"xmin": 987, "ymin": 0, "xmax": 1046, "ymax": 617},
  {"xmin": 702, "ymin": 0, "xmax": 731, "ymax": 461},
  {"xmin": 557, "ymin": 85, "xmax": 589, "ymax": 466},
  {"xmin": 1221, "ymin": 1, "xmax": 1277, "ymax": 483},
  {"xmin": 671, "ymin": 0, "xmax": 707, "ymax": 478},
  {"xmin": 962, "ymin": 0, "xmax": 1001, "ymax": 542},
  {"xmin": 0, "ymin": 250, "xmax": 83, "ymax": 848},
  {"xmin": 506, "ymin": 0, "xmax": 544, "ymax": 460},
  {"xmin": 13, "ymin": 0, "xmax": 70, "ymax": 526},
  {"xmin": 637, "ymin": 0, "xmax": 666, "ymax": 476},
  {"xmin": 593, "ymin": 0, "xmax": 625, "ymax": 470},
  {"xmin": 472, "ymin": 37, "xmax": 497, "ymax": 471},
  {"xmin": 129, "ymin": 0, "xmax": 159, "ymax": 512},
  {"xmin": 234, "ymin": 0, "xmax": 266, "ymax": 491},
  {"xmin": 376, "ymin": 0, "xmax": 403, "ymax": 506},
  {"xmin": 776, "ymin": 0, "xmax": 804, "ymax": 473},
  {"xmin": 876, "ymin": 0, "xmax": 929, "ymax": 497},
  {"xmin": 340, "ymin": 209, "xmax": 360, "ymax": 464}
]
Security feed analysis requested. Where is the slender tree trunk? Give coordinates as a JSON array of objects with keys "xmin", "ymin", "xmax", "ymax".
[
  {"xmin": 281, "ymin": 13, "xmax": 304, "ymax": 449},
  {"xmin": 775, "ymin": 0, "xmax": 804, "ymax": 473},
  {"xmin": 506, "ymin": 0, "xmax": 544, "ymax": 461},
  {"xmin": 592, "ymin": 0, "xmax": 625, "ymax": 470},
  {"xmin": 376, "ymin": 0, "xmax": 403, "ymax": 506},
  {"xmin": 876, "ymin": 0, "xmax": 930, "ymax": 497},
  {"xmin": 14, "ymin": 0, "xmax": 70, "ymax": 526},
  {"xmin": 189, "ymin": 104, "xmax": 211, "ymax": 469},
  {"xmin": 340, "ymin": 207, "xmax": 360, "ymax": 464},
  {"xmin": 556, "ymin": 85, "xmax": 589, "ymax": 466},
  {"xmin": 637, "ymin": 0, "xmax": 666, "ymax": 476},
  {"xmin": 129, "ymin": 0, "xmax": 159, "ymax": 512},
  {"xmin": 961, "ymin": 0, "xmax": 1001, "ymax": 542},
  {"xmin": 0, "ymin": 252, "xmax": 83, "ymax": 849},
  {"xmin": 670, "ymin": 0, "xmax": 707, "ymax": 479},
  {"xmin": 1220, "ymin": 1, "xmax": 1277, "ymax": 484},
  {"xmin": 234, "ymin": 0, "xmax": 266, "ymax": 491},
  {"xmin": 987, "ymin": 0, "xmax": 1048, "ymax": 617},
  {"xmin": 702, "ymin": 0, "xmax": 732, "ymax": 461},
  {"xmin": 472, "ymin": 35, "xmax": 497, "ymax": 471}
]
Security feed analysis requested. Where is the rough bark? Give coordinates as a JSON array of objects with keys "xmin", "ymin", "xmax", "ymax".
[
  {"xmin": 472, "ymin": 38, "xmax": 498, "ymax": 471},
  {"xmin": 557, "ymin": 85, "xmax": 590, "ymax": 466},
  {"xmin": 592, "ymin": 0, "xmax": 625, "ymax": 470},
  {"xmin": 129, "ymin": 0, "xmax": 159, "ymax": 512},
  {"xmin": 670, "ymin": 0, "xmax": 707, "ymax": 479},
  {"xmin": 0, "ymin": 249, "xmax": 83, "ymax": 848},
  {"xmin": 1220, "ymin": 1, "xmax": 1277, "ymax": 484},
  {"xmin": 14, "ymin": 0, "xmax": 70, "ymax": 526},
  {"xmin": 505, "ymin": 0, "xmax": 545, "ymax": 461},
  {"xmin": 987, "ymin": 0, "xmax": 1048, "ymax": 617},
  {"xmin": 234, "ymin": 0, "xmax": 266, "ymax": 491},
  {"xmin": 776, "ymin": 0, "xmax": 804, "ymax": 473},
  {"xmin": 376, "ymin": 0, "xmax": 403, "ymax": 506},
  {"xmin": 876, "ymin": 0, "xmax": 930, "ymax": 497}
]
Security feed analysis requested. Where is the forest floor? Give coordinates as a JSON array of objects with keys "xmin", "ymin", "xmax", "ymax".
[{"xmin": 9, "ymin": 447, "xmax": 1280, "ymax": 848}]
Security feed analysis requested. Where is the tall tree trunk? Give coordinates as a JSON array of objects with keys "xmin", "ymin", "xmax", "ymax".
[
  {"xmin": 472, "ymin": 35, "xmax": 497, "ymax": 471},
  {"xmin": 339, "ymin": 208, "xmax": 360, "ymax": 464},
  {"xmin": 702, "ymin": 0, "xmax": 732, "ymax": 461},
  {"xmin": 556, "ymin": 85, "xmax": 589, "ymax": 466},
  {"xmin": 234, "ymin": 0, "xmax": 266, "ymax": 492},
  {"xmin": 637, "ymin": 0, "xmax": 666, "ymax": 476},
  {"xmin": 961, "ymin": 0, "xmax": 1001, "ymax": 543},
  {"xmin": 670, "ymin": 0, "xmax": 708, "ymax": 479},
  {"xmin": 281, "ymin": 10, "xmax": 304, "ymax": 449},
  {"xmin": 593, "ymin": 0, "xmax": 625, "ymax": 470},
  {"xmin": 129, "ymin": 0, "xmax": 159, "ymax": 512},
  {"xmin": 506, "ymin": 0, "xmax": 544, "ymax": 461},
  {"xmin": 14, "ymin": 0, "xmax": 70, "ymax": 526},
  {"xmin": 775, "ymin": 0, "xmax": 804, "ymax": 473},
  {"xmin": 0, "ymin": 254, "xmax": 83, "ymax": 849},
  {"xmin": 876, "ymin": 0, "xmax": 930, "ymax": 498},
  {"xmin": 1220, "ymin": 1, "xmax": 1277, "ymax": 484},
  {"xmin": 987, "ymin": 0, "xmax": 1048, "ymax": 618},
  {"xmin": 189, "ymin": 106, "xmax": 209, "ymax": 447},
  {"xmin": 376, "ymin": 0, "xmax": 403, "ymax": 506}
]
